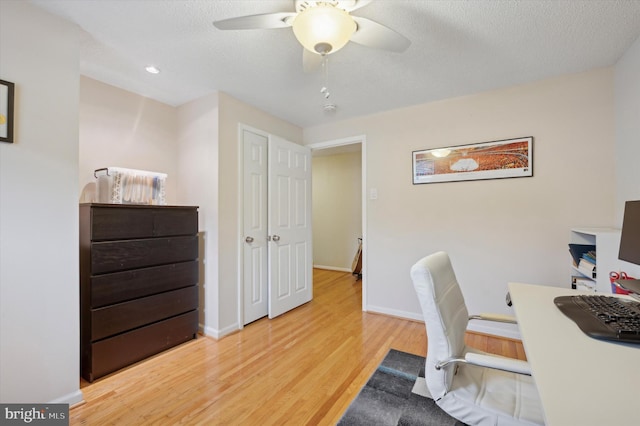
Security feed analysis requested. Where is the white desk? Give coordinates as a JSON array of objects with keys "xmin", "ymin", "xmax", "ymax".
[{"xmin": 508, "ymin": 283, "xmax": 639, "ymax": 426}]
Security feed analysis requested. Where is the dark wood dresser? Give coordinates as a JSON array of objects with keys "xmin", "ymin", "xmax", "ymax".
[{"xmin": 80, "ymin": 203, "xmax": 199, "ymax": 382}]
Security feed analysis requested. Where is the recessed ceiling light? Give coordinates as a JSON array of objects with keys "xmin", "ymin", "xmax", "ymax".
[{"xmin": 145, "ymin": 65, "xmax": 160, "ymax": 74}]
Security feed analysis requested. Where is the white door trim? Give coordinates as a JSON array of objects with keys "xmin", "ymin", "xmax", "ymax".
[{"xmin": 307, "ymin": 134, "xmax": 368, "ymax": 312}]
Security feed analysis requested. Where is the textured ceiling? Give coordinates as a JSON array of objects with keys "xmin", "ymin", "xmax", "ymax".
[{"xmin": 29, "ymin": 0, "xmax": 640, "ymax": 128}]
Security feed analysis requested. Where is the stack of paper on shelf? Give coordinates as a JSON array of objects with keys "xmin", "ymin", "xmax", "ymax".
[
  {"xmin": 572, "ymin": 275, "xmax": 596, "ymax": 291},
  {"xmin": 578, "ymin": 256, "xmax": 597, "ymax": 278},
  {"xmin": 568, "ymin": 243, "xmax": 597, "ymax": 278}
]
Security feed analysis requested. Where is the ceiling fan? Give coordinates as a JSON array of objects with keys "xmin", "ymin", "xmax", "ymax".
[{"xmin": 213, "ymin": 0, "xmax": 411, "ymax": 71}]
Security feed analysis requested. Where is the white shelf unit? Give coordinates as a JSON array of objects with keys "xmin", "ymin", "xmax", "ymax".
[{"xmin": 569, "ymin": 228, "xmax": 621, "ymax": 293}]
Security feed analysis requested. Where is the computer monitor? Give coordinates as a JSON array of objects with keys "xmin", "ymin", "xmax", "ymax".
[
  {"xmin": 619, "ymin": 200, "xmax": 640, "ymax": 265},
  {"xmin": 616, "ymin": 200, "xmax": 640, "ymax": 295}
]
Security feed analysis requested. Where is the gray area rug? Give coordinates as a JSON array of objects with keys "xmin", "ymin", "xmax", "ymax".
[{"xmin": 338, "ymin": 349, "xmax": 467, "ymax": 426}]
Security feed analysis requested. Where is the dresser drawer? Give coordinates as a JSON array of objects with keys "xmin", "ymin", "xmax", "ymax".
[
  {"xmin": 87, "ymin": 310, "xmax": 198, "ymax": 381},
  {"xmin": 91, "ymin": 206, "xmax": 197, "ymax": 241},
  {"xmin": 91, "ymin": 286, "xmax": 198, "ymax": 341},
  {"xmin": 91, "ymin": 260, "xmax": 198, "ymax": 308},
  {"xmin": 152, "ymin": 208, "xmax": 198, "ymax": 237},
  {"xmin": 91, "ymin": 235, "xmax": 198, "ymax": 274}
]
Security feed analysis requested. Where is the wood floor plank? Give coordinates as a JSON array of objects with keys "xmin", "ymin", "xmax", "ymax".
[{"xmin": 71, "ymin": 269, "xmax": 526, "ymax": 425}]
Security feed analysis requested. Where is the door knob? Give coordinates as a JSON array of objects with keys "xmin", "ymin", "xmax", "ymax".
[
  {"xmin": 245, "ymin": 236, "xmax": 254, "ymax": 243},
  {"xmin": 272, "ymin": 235, "xmax": 280, "ymax": 242}
]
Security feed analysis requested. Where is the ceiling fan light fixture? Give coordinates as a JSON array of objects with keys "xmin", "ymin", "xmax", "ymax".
[{"xmin": 292, "ymin": 3, "xmax": 356, "ymax": 55}]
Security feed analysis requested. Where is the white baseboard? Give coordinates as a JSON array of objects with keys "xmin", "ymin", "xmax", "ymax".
[
  {"xmin": 203, "ymin": 325, "xmax": 219, "ymax": 339},
  {"xmin": 203, "ymin": 322, "xmax": 239, "ymax": 340},
  {"xmin": 366, "ymin": 305, "xmax": 424, "ymax": 322},
  {"xmin": 51, "ymin": 389, "xmax": 84, "ymax": 406},
  {"xmin": 466, "ymin": 321, "xmax": 522, "ymax": 340},
  {"xmin": 313, "ymin": 265, "xmax": 352, "ymax": 273},
  {"xmin": 366, "ymin": 305, "xmax": 522, "ymax": 340}
]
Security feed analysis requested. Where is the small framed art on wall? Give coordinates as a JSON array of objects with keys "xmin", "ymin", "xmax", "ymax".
[{"xmin": 0, "ymin": 79, "xmax": 15, "ymax": 144}]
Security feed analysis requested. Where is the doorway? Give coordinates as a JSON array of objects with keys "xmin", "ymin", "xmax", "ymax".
[{"xmin": 308, "ymin": 135, "xmax": 367, "ymax": 310}]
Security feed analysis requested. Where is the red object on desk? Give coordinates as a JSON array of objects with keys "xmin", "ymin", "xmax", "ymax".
[{"xmin": 609, "ymin": 271, "xmax": 633, "ymax": 294}]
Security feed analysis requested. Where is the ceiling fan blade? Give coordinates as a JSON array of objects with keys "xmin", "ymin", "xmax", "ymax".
[
  {"xmin": 303, "ymin": 48, "xmax": 323, "ymax": 73},
  {"xmin": 350, "ymin": 16, "xmax": 411, "ymax": 52},
  {"xmin": 341, "ymin": 0, "xmax": 374, "ymax": 12},
  {"xmin": 213, "ymin": 12, "xmax": 295, "ymax": 30}
]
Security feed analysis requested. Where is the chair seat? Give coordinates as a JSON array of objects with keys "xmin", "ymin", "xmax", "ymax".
[{"xmin": 437, "ymin": 362, "xmax": 545, "ymax": 426}]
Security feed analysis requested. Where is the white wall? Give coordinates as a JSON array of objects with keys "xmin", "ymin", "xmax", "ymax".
[
  {"xmin": 79, "ymin": 76, "xmax": 179, "ymax": 203},
  {"xmin": 312, "ymin": 152, "xmax": 362, "ymax": 270},
  {"xmin": 0, "ymin": 1, "xmax": 82, "ymax": 404},
  {"xmin": 177, "ymin": 93, "xmax": 219, "ymax": 334},
  {"xmin": 304, "ymin": 69, "xmax": 616, "ymax": 337},
  {"xmin": 614, "ymin": 34, "xmax": 640, "ymax": 278}
]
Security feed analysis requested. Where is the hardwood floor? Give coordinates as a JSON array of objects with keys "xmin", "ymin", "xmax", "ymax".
[{"xmin": 71, "ymin": 268, "xmax": 525, "ymax": 425}]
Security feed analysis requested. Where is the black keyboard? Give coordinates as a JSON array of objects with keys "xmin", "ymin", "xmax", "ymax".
[{"xmin": 554, "ymin": 295, "xmax": 640, "ymax": 344}]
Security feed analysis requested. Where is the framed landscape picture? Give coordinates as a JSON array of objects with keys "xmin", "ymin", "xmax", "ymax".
[{"xmin": 412, "ymin": 137, "xmax": 533, "ymax": 184}]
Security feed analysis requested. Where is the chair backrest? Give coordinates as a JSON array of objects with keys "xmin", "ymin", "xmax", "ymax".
[{"xmin": 410, "ymin": 251, "xmax": 469, "ymax": 399}]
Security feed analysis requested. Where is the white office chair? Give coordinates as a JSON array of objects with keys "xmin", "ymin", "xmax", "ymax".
[{"xmin": 410, "ymin": 252, "xmax": 545, "ymax": 426}]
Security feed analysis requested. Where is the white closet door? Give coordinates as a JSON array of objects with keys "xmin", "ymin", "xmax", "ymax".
[
  {"xmin": 267, "ymin": 135, "xmax": 313, "ymax": 318},
  {"xmin": 242, "ymin": 130, "xmax": 269, "ymax": 324}
]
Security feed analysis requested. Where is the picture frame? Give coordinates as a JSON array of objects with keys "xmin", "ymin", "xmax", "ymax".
[
  {"xmin": 412, "ymin": 137, "xmax": 533, "ymax": 184},
  {"xmin": 1, "ymin": 79, "xmax": 15, "ymax": 144}
]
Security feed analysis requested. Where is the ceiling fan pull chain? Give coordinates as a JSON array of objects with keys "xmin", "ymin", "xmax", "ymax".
[{"xmin": 321, "ymin": 55, "xmax": 330, "ymax": 99}]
